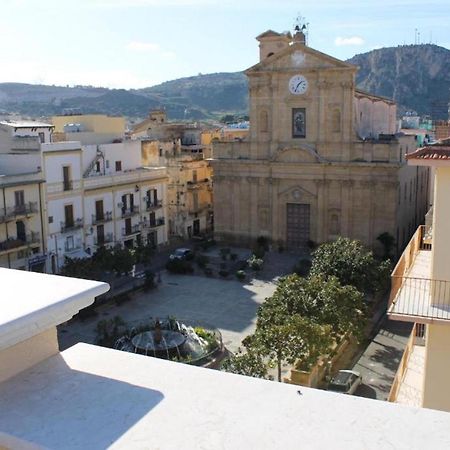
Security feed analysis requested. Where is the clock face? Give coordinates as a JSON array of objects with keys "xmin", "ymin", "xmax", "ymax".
[{"xmin": 289, "ymin": 75, "xmax": 308, "ymax": 95}]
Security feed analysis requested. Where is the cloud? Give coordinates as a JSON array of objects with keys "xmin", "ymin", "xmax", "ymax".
[
  {"xmin": 334, "ymin": 36, "xmax": 365, "ymax": 46},
  {"xmin": 127, "ymin": 41, "xmax": 161, "ymax": 52}
]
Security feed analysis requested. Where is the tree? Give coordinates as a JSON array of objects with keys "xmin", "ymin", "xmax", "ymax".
[
  {"xmin": 112, "ymin": 247, "xmax": 135, "ymax": 275},
  {"xmin": 222, "ymin": 348, "xmax": 268, "ymax": 379},
  {"xmin": 309, "ymin": 237, "xmax": 390, "ymax": 293},
  {"xmin": 250, "ymin": 315, "xmax": 332, "ymax": 381},
  {"xmin": 377, "ymin": 232, "xmax": 396, "ymax": 260},
  {"xmin": 258, "ymin": 274, "xmax": 367, "ymax": 341}
]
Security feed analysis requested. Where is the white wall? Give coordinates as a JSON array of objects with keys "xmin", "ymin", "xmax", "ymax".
[
  {"xmin": 354, "ymin": 97, "xmax": 397, "ymax": 139},
  {"xmin": 0, "ymin": 154, "xmax": 42, "ymax": 175},
  {"xmin": 44, "ymin": 152, "xmax": 81, "ymax": 183}
]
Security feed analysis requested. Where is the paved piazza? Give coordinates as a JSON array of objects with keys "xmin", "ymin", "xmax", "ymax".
[{"xmin": 58, "ymin": 252, "xmax": 298, "ymax": 353}]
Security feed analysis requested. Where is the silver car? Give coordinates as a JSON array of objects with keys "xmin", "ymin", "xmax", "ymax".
[{"xmin": 328, "ymin": 370, "xmax": 362, "ymax": 395}]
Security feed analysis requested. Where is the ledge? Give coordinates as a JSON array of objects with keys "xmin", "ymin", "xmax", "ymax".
[{"xmin": 0, "ymin": 269, "xmax": 109, "ymax": 351}]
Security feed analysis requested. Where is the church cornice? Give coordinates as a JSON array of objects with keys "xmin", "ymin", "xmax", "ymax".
[{"xmin": 271, "ymin": 144, "xmax": 329, "ymax": 164}]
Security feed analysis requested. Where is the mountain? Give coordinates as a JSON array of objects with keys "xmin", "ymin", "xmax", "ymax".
[
  {"xmin": 0, "ymin": 45, "xmax": 448, "ymax": 120},
  {"xmin": 347, "ymin": 44, "xmax": 450, "ymax": 119}
]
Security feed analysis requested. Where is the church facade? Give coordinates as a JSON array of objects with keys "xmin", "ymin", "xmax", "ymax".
[{"xmin": 211, "ymin": 30, "xmax": 429, "ymax": 254}]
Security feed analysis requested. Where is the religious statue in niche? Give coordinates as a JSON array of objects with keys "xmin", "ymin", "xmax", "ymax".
[{"xmin": 292, "ymin": 108, "xmax": 306, "ymax": 138}]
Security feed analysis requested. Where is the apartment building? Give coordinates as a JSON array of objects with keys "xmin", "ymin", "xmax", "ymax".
[
  {"xmin": 1, "ymin": 268, "xmax": 450, "ymax": 448},
  {"xmin": 0, "ymin": 121, "xmax": 49, "ymax": 272},
  {"xmin": 138, "ymin": 111, "xmax": 213, "ymax": 239},
  {"xmin": 387, "ymin": 138, "xmax": 450, "ymax": 412},
  {"xmin": 52, "ymin": 113, "xmax": 125, "ymax": 145},
  {"xmin": 43, "ymin": 140, "xmax": 169, "ymax": 272},
  {"xmin": 211, "ymin": 29, "xmax": 428, "ymax": 254}
]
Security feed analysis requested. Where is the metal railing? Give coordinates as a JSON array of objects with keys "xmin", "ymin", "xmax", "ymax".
[
  {"xmin": 389, "ymin": 276, "xmax": 450, "ymax": 322},
  {"xmin": 389, "ymin": 225, "xmax": 431, "ymax": 305},
  {"xmin": 0, "ymin": 232, "xmax": 40, "ymax": 252},
  {"xmin": 64, "ymin": 242, "xmax": 82, "ymax": 252},
  {"xmin": 0, "ymin": 202, "xmax": 38, "ymax": 223},
  {"xmin": 144, "ymin": 217, "xmax": 165, "ymax": 228},
  {"xmin": 388, "ymin": 323, "xmax": 422, "ymax": 402},
  {"xmin": 145, "ymin": 200, "xmax": 162, "ymax": 211},
  {"xmin": 63, "ymin": 180, "xmax": 73, "ymax": 191},
  {"xmin": 91, "ymin": 211, "xmax": 113, "ymax": 225},
  {"xmin": 121, "ymin": 205, "xmax": 139, "ymax": 218},
  {"xmin": 186, "ymin": 178, "xmax": 210, "ymax": 189},
  {"xmin": 122, "ymin": 224, "xmax": 141, "ymax": 236},
  {"xmin": 94, "ymin": 233, "xmax": 114, "ymax": 246},
  {"xmin": 60, "ymin": 218, "xmax": 83, "ymax": 233}
]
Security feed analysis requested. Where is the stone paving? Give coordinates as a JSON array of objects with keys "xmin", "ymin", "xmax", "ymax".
[{"xmin": 58, "ymin": 250, "xmax": 300, "ymax": 354}]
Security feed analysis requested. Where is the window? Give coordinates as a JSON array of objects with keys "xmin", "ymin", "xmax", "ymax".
[
  {"xmin": 38, "ymin": 132, "xmax": 45, "ymax": 144},
  {"xmin": 66, "ymin": 236, "xmax": 74, "ymax": 251},
  {"xmin": 193, "ymin": 170, "xmax": 198, "ymax": 183},
  {"xmin": 14, "ymin": 190, "xmax": 25, "ymax": 207},
  {"xmin": 64, "ymin": 204, "xmax": 74, "ymax": 228},
  {"xmin": 115, "ymin": 161, "xmax": 122, "ymax": 172},
  {"xmin": 106, "ymin": 160, "xmax": 110, "ymax": 169},
  {"xmin": 95, "ymin": 161, "xmax": 101, "ymax": 173},
  {"xmin": 48, "ymin": 216, "xmax": 53, "ymax": 224},
  {"xmin": 292, "ymin": 108, "xmax": 306, "ymax": 138},
  {"xmin": 63, "ymin": 166, "xmax": 71, "ymax": 191}
]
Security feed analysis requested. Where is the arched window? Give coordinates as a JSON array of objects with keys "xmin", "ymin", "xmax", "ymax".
[
  {"xmin": 332, "ymin": 109, "xmax": 341, "ymax": 133},
  {"xmin": 260, "ymin": 110, "xmax": 268, "ymax": 133}
]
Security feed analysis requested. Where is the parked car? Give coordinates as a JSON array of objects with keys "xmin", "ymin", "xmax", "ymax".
[
  {"xmin": 328, "ymin": 370, "xmax": 362, "ymax": 395},
  {"xmin": 169, "ymin": 248, "xmax": 194, "ymax": 261}
]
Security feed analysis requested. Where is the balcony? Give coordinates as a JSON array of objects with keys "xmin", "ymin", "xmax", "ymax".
[
  {"xmin": 387, "ymin": 225, "xmax": 450, "ymax": 323},
  {"xmin": 0, "ymin": 232, "xmax": 40, "ymax": 254},
  {"xmin": 145, "ymin": 200, "xmax": 162, "ymax": 211},
  {"xmin": 64, "ymin": 241, "xmax": 83, "ymax": 253},
  {"xmin": 0, "ymin": 202, "xmax": 38, "ymax": 223},
  {"xmin": 91, "ymin": 211, "xmax": 113, "ymax": 225},
  {"xmin": 60, "ymin": 218, "xmax": 83, "ymax": 233},
  {"xmin": 122, "ymin": 224, "xmax": 141, "ymax": 237},
  {"xmin": 94, "ymin": 233, "xmax": 114, "ymax": 246},
  {"xmin": 188, "ymin": 204, "xmax": 210, "ymax": 215},
  {"xmin": 142, "ymin": 217, "xmax": 165, "ymax": 229},
  {"xmin": 186, "ymin": 178, "xmax": 210, "ymax": 190},
  {"xmin": 120, "ymin": 205, "xmax": 139, "ymax": 218},
  {"xmin": 388, "ymin": 323, "xmax": 426, "ymax": 407},
  {"xmin": 63, "ymin": 180, "xmax": 73, "ymax": 191}
]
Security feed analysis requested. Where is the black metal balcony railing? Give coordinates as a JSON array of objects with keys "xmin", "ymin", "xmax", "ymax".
[
  {"xmin": 145, "ymin": 200, "xmax": 162, "ymax": 211},
  {"xmin": 0, "ymin": 202, "xmax": 38, "ymax": 223},
  {"xmin": 63, "ymin": 180, "xmax": 73, "ymax": 191},
  {"xmin": 121, "ymin": 205, "xmax": 139, "ymax": 218},
  {"xmin": 60, "ymin": 218, "xmax": 83, "ymax": 233},
  {"xmin": 94, "ymin": 233, "xmax": 114, "ymax": 246},
  {"xmin": 64, "ymin": 241, "xmax": 82, "ymax": 252},
  {"xmin": 92, "ymin": 211, "xmax": 113, "ymax": 225},
  {"xmin": 0, "ymin": 232, "xmax": 40, "ymax": 252},
  {"xmin": 389, "ymin": 276, "xmax": 450, "ymax": 322},
  {"xmin": 122, "ymin": 224, "xmax": 141, "ymax": 236}
]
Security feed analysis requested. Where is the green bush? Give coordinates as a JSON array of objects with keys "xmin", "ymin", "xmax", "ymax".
[
  {"xmin": 114, "ymin": 293, "xmax": 131, "ymax": 306},
  {"xmin": 293, "ymin": 258, "xmax": 311, "ymax": 277},
  {"xmin": 166, "ymin": 259, "xmax": 194, "ymax": 274},
  {"xmin": 236, "ymin": 270, "xmax": 246, "ymax": 281},
  {"xmin": 230, "ymin": 253, "xmax": 238, "ymax": 261},
  {"xmin": 256, "ymin": 236, "xmax": 270, "ymax": 250},
  {"xmin": 252, "ymin": 245, "xmax": 265, "ymax": 259},
  {"xmin": 220, "ymin": 247, "xmax": 231, "ymax": 260},
  {"xmin": 196, "ymin": 254, "xmax": 209, "ymax": 268},
  {"xmin": 247, "ymin": 255, "xmax": 263, "ymax": 271}
]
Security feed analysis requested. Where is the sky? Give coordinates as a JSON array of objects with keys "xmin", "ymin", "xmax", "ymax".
[{"xmin": 0, "ymin": 0, "xmax": 449, "ymax": 89}]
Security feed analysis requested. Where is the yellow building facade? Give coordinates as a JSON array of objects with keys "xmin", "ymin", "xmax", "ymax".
[
  {"xmin": 211, "ymin": 29, "xmax": 428, "ymax": 253},
  {"xmin": 388, "ymin": 138, "xmax": 450, "ymax": 412}
]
